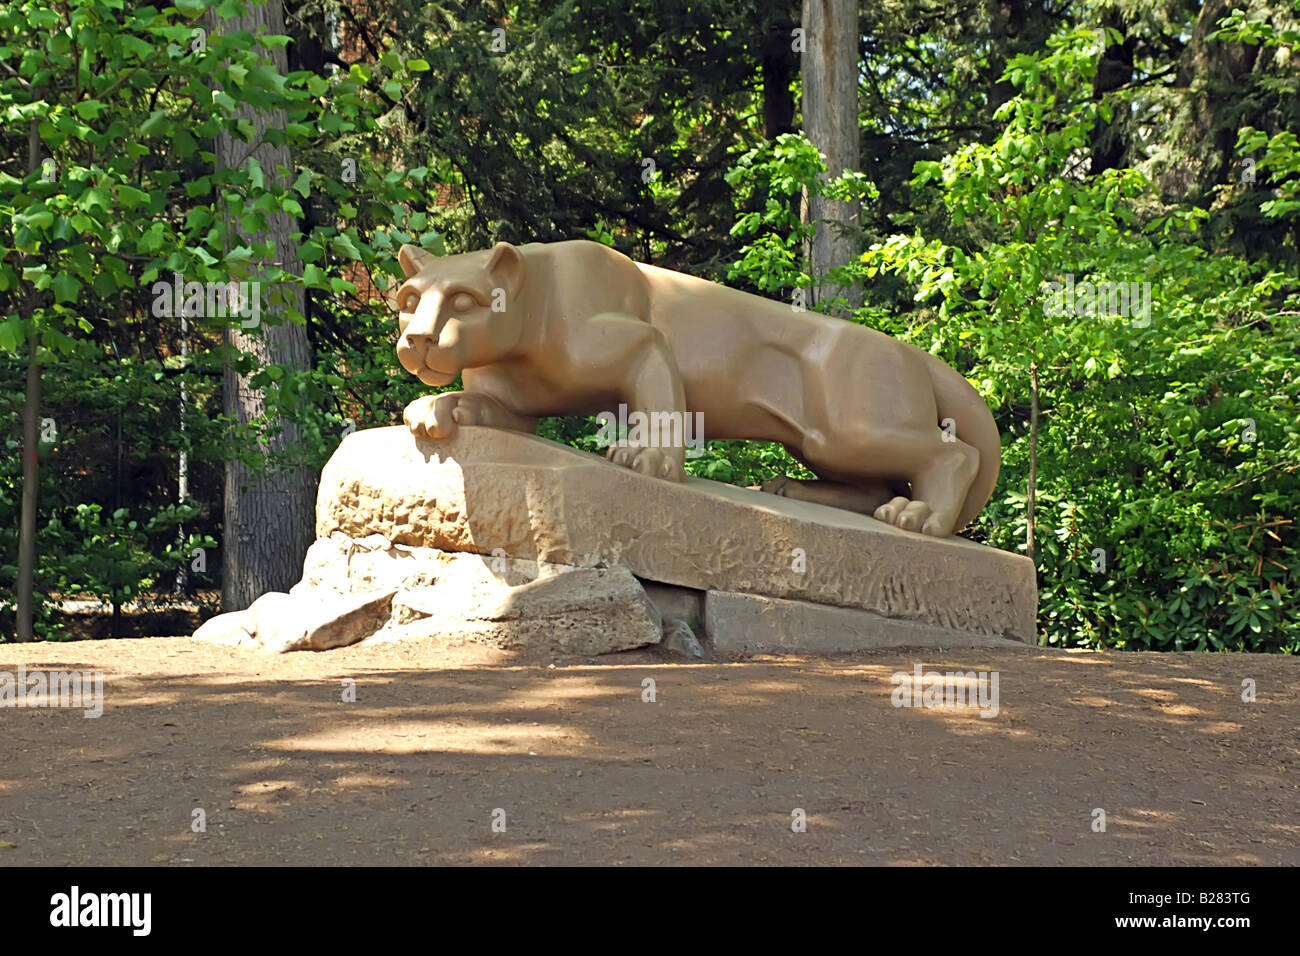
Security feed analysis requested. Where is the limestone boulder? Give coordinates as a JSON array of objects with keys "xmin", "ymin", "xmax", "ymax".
[
  {"xmin": 192, "ymin": 610, "xmax": 257, "ymax": 648},
  {"xmin": 192, "ymin": 588, "xmax": 395, "ymax": 653},
  {"xmin": 316, "ymin": 425, "xmax": 1038, "ymax": 644},
  {"xmin": 374, "ymin": 557, "xmax": 663, "ymax": 656}
]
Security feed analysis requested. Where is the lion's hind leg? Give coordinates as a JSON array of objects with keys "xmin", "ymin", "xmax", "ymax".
[
  {"xmin": 871, "ymin": 434, "xmax": 980, "ymax": 537},
  {"xmin": 760, "ymin": 474, "xmax": 896, "ymax": 515},
  {"xmin": 778, "ymin": 419, "xmax": 978, "ymax": 537}
]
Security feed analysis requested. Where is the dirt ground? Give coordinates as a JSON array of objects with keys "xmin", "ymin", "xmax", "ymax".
[{"xmin": 0, "ymin": 636, "xmax": 1296, "ymax": 866}]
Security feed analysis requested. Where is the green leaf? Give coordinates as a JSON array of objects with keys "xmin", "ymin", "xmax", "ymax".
[
  {"xmin": 52, "ymin": 273, "xmax": 83, "ymax": 304},
  {"xmin": 74, "ymin": 100, "xmax": 107, "ymax": 120},
  {"xmin": 0, "ymin": 318, "xmax": 24, "ymax": 353}
]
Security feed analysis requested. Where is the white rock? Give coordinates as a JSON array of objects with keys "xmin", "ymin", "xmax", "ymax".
[
  {"xmin": 192, "ymin": 610, "xmax": 257, "ymax": 647},
  {"xmin": 261, "ymin": 589, "xmax": 397, "ymax": 653},
  {"xmin": 294, "ymin": 537, "xmax": 351, "ymax": 595}
]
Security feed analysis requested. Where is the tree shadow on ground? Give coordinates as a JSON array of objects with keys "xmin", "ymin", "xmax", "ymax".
[{"xmin": 0, "ymin": 643, "xmax": 1295, "ymax": 865}]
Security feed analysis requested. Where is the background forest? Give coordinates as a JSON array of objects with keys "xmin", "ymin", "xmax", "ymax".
[{"xmin": 1, "ymin": 0, "xmax": 1297, "ymax": 650}]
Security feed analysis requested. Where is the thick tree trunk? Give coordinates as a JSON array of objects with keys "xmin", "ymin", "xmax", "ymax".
[
  {"xmin": 800, "ymin": 0, "xmax": 860, "ymax": 313},
  {"xmin": 1162, "ymin": 0, "xmax": 1260, "ymax": 201},
  {"xmin": 761, "ymin": 6, "xmax": 797, "ymax": 140},
  {"xmin": 207, "ymin": 0, "xmax": 315, "ymax": 612}
]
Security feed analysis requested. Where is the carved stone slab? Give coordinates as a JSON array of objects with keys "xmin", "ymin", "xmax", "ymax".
[{"xmin": 316, "ymin": 426, "xmax": 1037, "ymax": 644}]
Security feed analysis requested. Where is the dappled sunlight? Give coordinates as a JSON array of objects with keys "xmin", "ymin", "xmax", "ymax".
[
  {"xmin": 1194, "ymin": 721, "xmax": 1244, "ymax": 735},
  {"xmin": 1138, "ymin": 687, "xmax": 1181, "ymax": 701},
  {"xmin": 488, "ymin": 674, "xmax": 643, "ymax": 711},
  {"xmin": 274, "ymin": 719, "xmax": 593, "ymax": 756},
  {"xmin": 578, "ymin": 808, "xmax": 664, "ymax": 835},
  {"xmin": 229, "ymin": 780, "xmax": 314, "ymax": 816},
  {"xmin": 234, "ymin": 779, "xmax": 305, "ymax": 797},
  {"xmin": 329, "ymin": 773, "xmax": 410, "ymax": 792},
  {"xmin": 456, "ymin": 843, "xmax": 556, "ymax": 864},
  {"xmin": 916, "ymin": 720, "xmax": 1037, "ymax": 741},
  {"xmin": 1, "ymin": 640, "xmax": 1295, "ymax": 865},
  {"xmin": 743, "ymin": 680, "xmax": 806, "ymax": 694},
  {"xmin": 1069, "ymin": 695, "xmax": 1121, "ymax": 708}
]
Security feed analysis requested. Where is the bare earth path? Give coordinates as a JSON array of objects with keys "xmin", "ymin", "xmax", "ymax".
[{"xmin": 1, "ymin": 638, "xmax": 1296, "ymax": 866}]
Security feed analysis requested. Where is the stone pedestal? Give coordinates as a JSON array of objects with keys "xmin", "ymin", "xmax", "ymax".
[{"xmin": 197, "ymin": 426, "xmax": 1037, "ymax": 653}]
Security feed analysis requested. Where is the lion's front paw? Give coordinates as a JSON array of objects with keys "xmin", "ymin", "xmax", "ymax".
[
  {"xmin": 404, "ymin": 394, "xmax": 441, "ymax": 439},
  {"xmin": 404, "ymin": 391, "xmax": 506, "ymax": 441},
  {"xmin": 605, "ymin": 444, "xmax": 684, "ymax": 481},
  {"xmin": 761, "ymin": 475, "xmax": 797, "ymax": 497},
  {"xmin": 872, "ymin": 496, "xmax": 956, "ymax": 537}
]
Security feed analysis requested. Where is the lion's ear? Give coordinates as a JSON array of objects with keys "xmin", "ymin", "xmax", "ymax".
[
  {"xmin": 485, "ymin": 241, "xmax": 525, "ymax": 296},
  {"xmin": 398, "ymin": 243, "xmax": 437, "ymax": 278}
]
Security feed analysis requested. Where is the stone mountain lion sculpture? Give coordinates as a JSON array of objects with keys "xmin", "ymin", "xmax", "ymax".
[{"xmin": 393, "ymin": 240, "xmax": 1001, "ymax": 538}]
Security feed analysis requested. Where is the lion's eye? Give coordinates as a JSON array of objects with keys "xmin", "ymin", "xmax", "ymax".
[
  {"xmin": 451, "ymin": 292, "xmax": 476, "ymax": 312},
  {"xmin": 399, "ymin": 289, "xmax": 420, "ymax": 313}
]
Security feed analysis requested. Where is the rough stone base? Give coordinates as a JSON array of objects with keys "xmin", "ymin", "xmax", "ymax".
[
  {"xmin": 370, "ymin": 562, "xmax": 662, "ymax": 656},
  {"xmin": 704, "ymin": 590, "xmax": 1034, "ymax": 656},
  {"xmin": 196, "ymin": 535, "xmax": 664, "ymax": 656},
  {"xmin": 194, "ymin": 426, "xmax": 1040, "ymax": 655},
  {"xmin": 316, "ymin": 426, "xmax": 1038, "ymax": 644}
]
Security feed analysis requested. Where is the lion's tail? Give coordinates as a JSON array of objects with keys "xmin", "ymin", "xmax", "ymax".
[{"xmin": 915, "ymin": 348, "xmax": 1002, "ymax": 533}]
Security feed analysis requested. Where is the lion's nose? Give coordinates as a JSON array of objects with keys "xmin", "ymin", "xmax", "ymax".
[{"xmin": 400, "ymin": 332, "xmax": 436, "ymax": 354}]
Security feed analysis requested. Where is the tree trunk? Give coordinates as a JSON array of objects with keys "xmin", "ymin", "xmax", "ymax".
[
  {"xmin": 1162, "ymin": 0, "xmax": 1260, "ymax": 201},
  {"xmin": 206, "ymin": 1, "xmax": 315, "ymax": 612},
  {"xmin": 761, "ymin": 5, "xmax": 797, "ymax": 140},
  {"xmin": 1026, "ymin": 361, "xmax": 1039, "ymax": 564},
  {"xmin": 800, "ymin": 0, "xmax": 860, "ymax": 313},
  {"xmin": 1090, "ymin": 12, "xmax": 1136, "ymax": 176},
  {"xmin": 17, "ymin": 327, "xmax": 41, "ymax": 642},
  {"xmin": 986, "ymin": 0, "xmax": 1027, "ymax": 130},
  {"xmin": 16, "ymin": 97, "xmax": 44, "ymax": 641}
]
